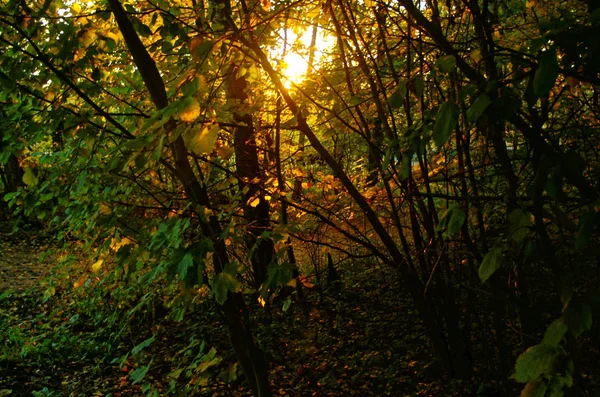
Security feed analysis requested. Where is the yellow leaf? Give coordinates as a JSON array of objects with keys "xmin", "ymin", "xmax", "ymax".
[
  {"xmin": 71, "ymin": 3, "xmax": 81, "ymax": 13},
  {"xmin": 470, "ymin": 49, "xmax": 482, "ymax": 63},
  {"xmin": 184, "ymin": 123, "xmax": 219, "ymax": 155},
  {"xmin": 216, "ymin": 145, "xmax": 234, "ymax": 160},
  {"xmin": 178, "ymin": 97, "xmax": 201, "ymax": 123},
  {"xmin": 307, "ymin": 5, "xmax": 320, "ymax": 19},
  {"xmin": 249, "ymin": 197, "xmax": 260, "ymax": 207},
  {"xmin": 236, "ymin": 66, "xmax": 247, "ymax": 78},
  {"xmin": 81, "ymin": 30, "xmax": 96, "ymax": 47},
  {"xmin": 99, "ymin": 203, "xmax": 112, "ymax": 215},
  {"xmin": 92, "ymin": 259, "xmax": 104, "ymax": 272}
]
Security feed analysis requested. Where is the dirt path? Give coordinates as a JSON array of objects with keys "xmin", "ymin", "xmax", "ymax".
[{"xmin": 0, "ymin": 223, "xmax": 54, "ymax": 292}]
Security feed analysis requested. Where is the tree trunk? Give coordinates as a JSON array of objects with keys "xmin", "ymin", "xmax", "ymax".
[
  {"xmin": 226, "ymin": 68, "xmax": 274, "ymax": 289},
  {"xmin": 107, "ymin": 1, "xmax": 272, "ymax": 395},
  {"xmin": 3, "ymin": 154, "xmax": 23, "ymax": 192}
]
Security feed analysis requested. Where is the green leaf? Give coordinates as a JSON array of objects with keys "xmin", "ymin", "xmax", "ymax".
[
  {"xmin": 178, "ymin": 252, "xmax": 194, "ymax": 279},
  {"xmin": 130, "ymin": 362, "xmax": 152, "ymax": 384},
  {"xmin": 182, "ymin": 78, "xmax": 199, "ymax": 97},
  {"xmin": 514, "ymin": 344, "xmax": 558, "ymax": 382},
  {"xmin": 542, "ymin": 318, "xmax": 568, "ymax": 347},
  {"xmin": 466, "ymin": 94, "xmax": 492, "ymax": 123},
  {"xmin": 436, "ymin": 55, "xmax": 456, "ymax": 73},
  {"xmin": 192, "ymin": 40, "xmax": 213, "ymax": 59},
  {"xmin": 436, "ymin": 204, "xmax": 466, "ymax": 237},
  {"xmin": 399, "ymin": 150, "xmax": 413, "ymax": 180},
  {"xmin": 547, "ymin": 375, "xmax": 569, "ymax": 397},
  {"xmin": 262, "ymin": 261, "xmax": 294, "ymax": 297},
  {"xmin": 212, "ymin": 271, "xmax": 241, "ymax": 305},
  {"xmin": 458, "ymin": 83, "xmax": 477, "ymax": 102},
  {"xmin": 433, "ymin": 101, "xmax": 460, "ymax": 147},
  {"xmin": 563, "ymin": 298, "xmax": 592, "ymax": 337},
  {"xmin": 381, "ymin": 139, "xmax": 398, "ymax": 170},
  {"xmin": 508, "ymin": 209, "xmax": 531, "ymax": 244},
  {"xmin": 520, "ymin": 380, "xmax": 547, "ymax": 397},
  {"xmin": 282, "ymin": 297, "xmax": 292, "ymax": 312},
  {"xmin": 574, "ymin": 211, "xmax": 596, "ymax": 250},
  {"xmin": 152, "ymin": 135, "xmax": 165, "ymax": 161},
  {"xmin": 0, "ymin": 71, "xmax": 16, "ymax": 90},
  {"xmin": 533, "ymin": 48, "xmax": 559, "ymax": 98},
  {"xmin": 447, "ymin": 206, "xmax": 466, "ymax": 236},
  {"xmin": 479, "ymin": 247, "xmax": 503, "ymax": 284},
  {"xmin": 22, "ymin": 167, "xmax": 39, "ymax": 187},
  {"xmin": 219, "ymin": 363, "xmax": 239, "ymax": 383},
  {"xmin": 132, "ymin": 336, "xmax": 156, "ymax": 356},
  {"xmin": 349, "ymin": 95, "xmax": 363, "ymax": 106},
  {"xmin": 388, "ymin": 82, "xmax": 407, "ymax": 109},
  {"xmin": 133, "ymin": 19, "xmax": 153, "ymax": 37},
  {"xmin": 414, "ymin": 75, "xmax": 424, "ymax": 98},
  {"xmin": 177, "ymin": 96, "xmax": 201, "ymax": 123}
]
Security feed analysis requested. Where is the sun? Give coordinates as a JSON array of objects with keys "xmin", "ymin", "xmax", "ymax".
[
  {"xmin": 282, "ymin": 53, "xmax": 309, "ymax": 88},
  {"xmin": 271, "ymin": 27, "xmax": 335, "ymax": 89}
]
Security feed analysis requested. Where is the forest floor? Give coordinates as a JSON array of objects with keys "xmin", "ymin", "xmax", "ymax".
[{"xmin": 0, "ymin": 222, "xmax": 597, "ymax": 396}]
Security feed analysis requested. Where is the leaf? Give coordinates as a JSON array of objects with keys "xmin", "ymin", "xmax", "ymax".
[
  {"xmin": 436, "ymin": 204, "xmax": 465, "ymax": 237},
  {"xmin": 479, "ymin": 247, "xmax": 503, "ymax": 284},
  {"xmin": 514, "ymin": 344, "xmax": 558, "ymax": 382},
  {"xmin": 542, "ymin": 318, "xmax": 568, "ymax": 347},
  {"xmin": 130, "ymin": 362, "xmax": 152, "ymax": 385},
  {"xmin": 447, "ymin": 206, "xmax": 466, "ymax": 236},
  {"xmin": 248, "ymin": 197, "xmax": 261, "ymax": 208},
  {"xmin": 458, "ymin": 83, "xmax": 477, "ymax": 102},
  {"xmin": 212, "ymin": 272, "xmax": 241, "ymax": 305},
  {"xmin": 388, "ymin": 82, "xmax": 407, "ymax": 109},
  {"xmin": 132, "ymin": 336, "xmax": 156, "ymax": 355},
  {"xmin": 177, "ymin": 252, "xmax": 194, "ymax": 279},
  {"xmin": 466, "ymin": 94, "xmax": 492, "ymax": 123},
  {"xmin": 414, "ymin": 75, "xmax": 424, "ymax": 98},
  {"xmin": 470, "ymin": 49, "xmax": 482, "ymax": 63},
  {"xmin": 22, "ymin": 167, "xmax": 39, "ymax": 187},
  {"xmin": 219, "ymin": 363, "xmax": 239, "ymax": 383},
  {"xmin": 508, "ymin": 209, "xmax": 531, "ymax": 243},
  {"xmin": 92, "ymin": 258, "xmax": 104, "ymax": 272},
  {"xmin": 184, "ymin": 124, "xmax": 219, "ymax": 156},
  {"xmin": 190, "ymin": 38, "xmax": 213, "ymax": 59},
  {"xmin": 533, "ymin": 48, "xmax": 559, "ymax": 98},
  {"xmin": 520, "ymin": 380, "xmax": 547, "ymax": 397},
  {"xmin": 152, "ymin": 135, "xmax": 165, "ymax": 161},
  {"xmin": 282, "ymin": 297, "xmax": 292, "ymax": 312},
  {"xmin": 574, "ymin": 211, "xmax": 596, "ymax": 250},
  {"xmin": 562, "ymin": 298, "xmax": 592, "ymax": 337},
  {"xmin": 0, "ymin": 71, "xmax": 16, "ymax": 90},
  {"xmin": 433, "ymin": 101, "xmax": 460, "ymax": 147},
  {"xmin": 349, "ymin": 96, "xmax": 363, "ymax": 106},
  {"xmin": 182, "ymin": 78, "xmax": 199, "ymax": 97},
  {"xmin": 177, "ymin": 97, "xmax": 200, "ymax": 123},
  {"xmin": 435, "ymin": 55, "xmax": 456, "ymax": 73},
  {"xmin": 216, "ymin": 145, "xmax": 234, "ymax": 160},
  {"xmin": 399, "ymin": 150, "xmax": 413, "ymax": 180}
]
